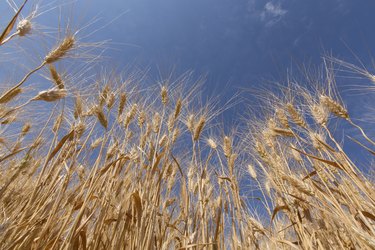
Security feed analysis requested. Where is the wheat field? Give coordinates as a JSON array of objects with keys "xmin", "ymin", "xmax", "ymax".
[{"xmin": 0, "ymin": 1, "xmax": 374, "ymax": 249}]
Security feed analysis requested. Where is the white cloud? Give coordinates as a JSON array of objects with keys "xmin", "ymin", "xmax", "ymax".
[
  {"xmin": 264, "ymin": 2, "xmax": 287, "ymax": 17},
  {"xmin": 261, "ymin": 1, "xmax": 287, "ymax": 26}
]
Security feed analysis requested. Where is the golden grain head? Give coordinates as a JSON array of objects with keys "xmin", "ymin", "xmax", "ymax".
[
  {"xmin": 138, "ymin": 110, "xmax": 146, "ymax": 127},
  {"xmin": 320, "ymin": 95, "xmax": 349, "ymax": 119},
  {"xmin": 311, "ymin": 103, "xmax": 328, "ymax": 125},
  {"xmin": 44, "ymin": 35, "xmax": 75, "ymax": 64},
  {"xmin": 90, "ymin": 138, "xmax": 103, "ymax": 149},
  {"xmin": 0, "ymin": 87, "xmax": 22, "ymax": 104},
  {"xmin": 77, "ymin": 165, "xmax": 86, "ymax": 180},
  {"xmin": 118, "ymin": 92, "xmax": 127, "ymax": 116},
  {"xmin": 187, "ymin": 114, "xmax": 195, "ymax": 132},
  {"xmin": 100, "ymin": 85, "xmax": 110, "ymax": 106},
  {"xmin": 264, "ymin": 180, "xmax": 271, "ymax": 195},
  {"xmin": 262, "ymin": 129, "xmax": 275, "ymax": 148},
  {"xmin": 309, "ymin": 132, "xmax": 324, "ymax": 150},
  {"xmin": 73, "ymin": 95, "xmax": 83, "ymax": 119},
  {"xmin": 0, "ymin": 106, "xmax": 15, "ymax": 120},
  {"xmin": 53, "ymin": 114, "xmax": 63, "ymax": 132},
  {"xmin": 49, "ymin": 65, "xmax": 65, "ymax": 89},
  {"xmin": 223, "ymin": 136, "xmax": 232, "ymax": 158},
  {"xmin": 171, "ymin": 127, "xmax": 179, "ymax": 143},
  {"xmin": 17, "ymin": 19, "xmax": 32, "ymax": 36},
  {"xmin": 161, "ymin": 86, "xmax": 168, "ymax": 105},
  {"xmin": 124, "ymin": 103, "xmax": 138, "ymax": 127},
  {"xmin": 167, "ymin": 114, "xmax": 175, "ymax": 132},
  {"xmin": 95, "ymin": 106, "xmax": 108, "ymax": 129},
  {"xmin": 275, "ymin": 108, "xmax": 289, "ymax": 128},
  {"xmin": 289, "ymin": 143, "xmax": 302, "ymax": 162},
  {"xmin": 193, "ymin": 116, "xmax": 206, "ymax": 141},
  {"xmin": 107, "ymin": 93, "xmax": 115, "ymax": 109},
  {"xmin": 139, "ymin": 134, "xmax": 147, "ymax": 148},
  {"xmin": 281, "ymin": 175, "xmax": 315, "ymax": 196},
  {"xmin": 130, "ymin": 103, "xmax": 138, "ymax": 118},
  {"xmin": 158, "ymin": 134, "xmax": 168, "ymax": 147},
  {"xmin": 106, "ymin": 141, "xmax": 119, "ymax": 159},
  {"xmin": 267, "ymin": 118, "xmax": 276, "ymax": 130},
  {"xmin": 255, "ymin": 139, "xmax": 267, "ymax": 159},
  {"xmin": 152, "ymin": 112, "xmax": 161, "ymax": 133},
  {"xmin": 247, "ymin": 164, "xmax": 257, "ymax": 179},
  {"xmin": 286, "ymin": 103, "xmax": 306, "ymax": 128},
  {"xmin": 272, "ymin": 127, "xmax": 294, "ymax": 137},
  {"xmin": 1, "ymin": 115, "xmax": 16, "ymax": 124},
  {"xmin": 21, "ymin": 123, "xmax": 31, "ymax": 136},
  {"xmin": 228, "ymin": 153, "xmax": 237, "ymax": 176},
  {"xmin": 174, "ymin": 98, "xmax": 182, "ymax": 119},
  {"xmin": 145, "ymin": 122, "xmax": 152, "ymax": 137},
  {"xmin": 207, "ymin": 138, "xmax": 217, "ymax": 149},
  {"xmin": 32, "ymin": 89, "xmax": 67, "ymax": 102},
  {"xmin": 127, "ymin": 130, "xmax": 133, "ymax": 139},
  {"xmin": 74, "ymin": 122, "xmax": 86, "ymax": 138}
]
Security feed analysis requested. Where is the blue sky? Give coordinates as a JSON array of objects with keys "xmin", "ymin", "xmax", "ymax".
[
  {"xmin": 2, "ymin": 0, "xmax": 375, "ymax": 93},
  {"xmin": 80, "ymin": 0, "xmax": 375, "ymax": 89}
]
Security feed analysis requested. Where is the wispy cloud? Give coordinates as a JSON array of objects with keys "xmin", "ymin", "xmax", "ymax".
[
  {"xmin": 261, "ymin": 1, "xmax": 287, "ymax": 26},
  {"xmin": 264, "ymin": 2, "xmax": 287, "ymax": 17},
  {"xmin": 246, "ymin": 0, "xmax": 288, "ymax": 27}
]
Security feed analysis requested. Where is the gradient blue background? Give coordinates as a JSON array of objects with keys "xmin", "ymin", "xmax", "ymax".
[
  {"xmin": 2, "ymin": 0, "xmax": 374, "ymax": 97},
  {"xmin": 82, "ymin": 0, "xmax": 375, "ymax": 87}
]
